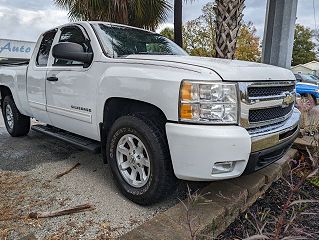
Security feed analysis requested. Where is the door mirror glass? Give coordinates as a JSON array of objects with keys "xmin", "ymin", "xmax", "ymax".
[{"xmin": 52, "ymin": 42, "xmax": 93, "ymax": 65}]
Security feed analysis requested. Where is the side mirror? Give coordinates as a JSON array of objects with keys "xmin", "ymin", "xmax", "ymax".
[{"xmin": 52, "ymin": 42, "xmax": 93, "ymax": 64}]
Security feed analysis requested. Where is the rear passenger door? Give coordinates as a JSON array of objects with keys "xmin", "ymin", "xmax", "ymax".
[
  {"xmin": 27, "ymin": 30, "xmax": 57, "ymax": 123},
  {"xmin": 45, "ymin": 25, "xmax": 97, "ymax": 140}
]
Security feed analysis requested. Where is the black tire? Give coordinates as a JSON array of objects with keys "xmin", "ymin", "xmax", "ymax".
[
  {"xmin": 106, "ymin": 114, "xmax": 176, "ymax": 205},
  {"xmin": 1, "ymin": 96, "xmax": 30, "ymax": 137}
]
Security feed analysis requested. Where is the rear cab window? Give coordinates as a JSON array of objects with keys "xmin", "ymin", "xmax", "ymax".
[{"xmin": 36, "ymin": 30, "xmax": 57, "ymax": 67}]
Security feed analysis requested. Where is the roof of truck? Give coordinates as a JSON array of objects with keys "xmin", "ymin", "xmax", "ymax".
[{"xmin": 44, "ymin": 21, "xmax": 155, "ymax": 35}]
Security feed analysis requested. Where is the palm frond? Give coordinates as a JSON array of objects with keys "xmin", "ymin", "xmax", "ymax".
[{"xmin": 54, "ymin": 0, "xmax": 171, "ymax": 29}]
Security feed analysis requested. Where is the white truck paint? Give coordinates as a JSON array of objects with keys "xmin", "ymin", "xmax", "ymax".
[{"xmin": 0, "ymin": 22, "xmax": 300, "ymax": 204}]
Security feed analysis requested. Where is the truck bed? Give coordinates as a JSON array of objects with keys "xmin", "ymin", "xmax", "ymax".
[{"xmin": 0, "ymin": 63, "xmax": 30, "ymax": 116}]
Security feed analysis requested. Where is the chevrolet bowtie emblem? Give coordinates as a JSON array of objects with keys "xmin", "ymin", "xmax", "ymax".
[{"xmin": 282, "ymin": 91, "xmax": 294, "ymax": 108}]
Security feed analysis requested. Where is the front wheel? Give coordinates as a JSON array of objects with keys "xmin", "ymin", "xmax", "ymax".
[
  {"xmin": 106, "ymin": 114, "xmax": 176, "ymax": 205},
  {"xmin": 1, "ymin": 96, "xmax": 30, "ymax": 137}
]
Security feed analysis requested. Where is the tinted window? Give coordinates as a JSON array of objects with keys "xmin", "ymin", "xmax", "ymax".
[
  {"xmin": 93, "ymin": 24, "xmax": 187, "ymax": 58},
  {"xmin": 55, "ymin": 26, "xmax": 92, "ymax": 66},
  {"xmin": 36, "ymin": 30, "xmax": 57, "ymax": 66}
]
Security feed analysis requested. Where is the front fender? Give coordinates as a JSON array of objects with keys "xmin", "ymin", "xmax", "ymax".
[{"xmin": 95, "ymin": 61, "xmax": 222, "ymax": 124}]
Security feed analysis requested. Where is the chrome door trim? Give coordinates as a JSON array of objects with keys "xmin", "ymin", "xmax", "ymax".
[{"xmin": 47, "ymin": 104, "xmax": 92, "ymax": 123}]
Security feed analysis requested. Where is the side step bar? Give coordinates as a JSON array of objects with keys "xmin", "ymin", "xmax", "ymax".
[{"xmin": 31, "ymin": 124, "xmax": 101, "ymax": 153}]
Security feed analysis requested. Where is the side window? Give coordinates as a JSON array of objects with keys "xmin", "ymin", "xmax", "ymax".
[
  {"xmin": 36, "ymin": 30, "xmax": 57, "ymax": 66},
  {"xmin": 54, "ymin": 26, "xmax": 92, "ymax": 66}
]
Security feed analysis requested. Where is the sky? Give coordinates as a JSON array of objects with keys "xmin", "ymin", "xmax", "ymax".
[{"xmin": 0, "ymin": 0, "xmax": 318, "ymax": 42}]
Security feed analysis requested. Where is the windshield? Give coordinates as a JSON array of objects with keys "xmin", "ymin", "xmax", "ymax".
[{"xmin": 93, "ymin": 23, "xmax": 188, "ymax": 58}]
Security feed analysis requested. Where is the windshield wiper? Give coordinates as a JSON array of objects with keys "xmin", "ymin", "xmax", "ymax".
[
  {"xmin": 136, "ymin": 52, "xmax": 174, "ymax": 55},
  {"xmin": 118, "ymin": 52, "xmax": 174, "ymax": 58}
]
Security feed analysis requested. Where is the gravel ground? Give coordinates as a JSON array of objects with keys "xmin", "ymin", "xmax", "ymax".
[{"xmin": 0, "ymin": 115, "xmax": 206, "ymax": 239}]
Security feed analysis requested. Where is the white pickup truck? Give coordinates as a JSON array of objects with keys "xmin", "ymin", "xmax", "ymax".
[{"xmin": 0, "ymin": 21, "xmax": 300, "ymax": 204}]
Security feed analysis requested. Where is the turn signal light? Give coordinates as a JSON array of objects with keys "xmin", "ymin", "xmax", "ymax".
[
  {"xmin": 180, "ymin": 104, "xmax": 192, "ymax": 119},
  {"xmin": 181, "ymin": 82, "xmax": 193, "ymax": 101}
]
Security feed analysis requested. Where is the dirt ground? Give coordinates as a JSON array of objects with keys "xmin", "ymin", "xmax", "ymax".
[{"xmin": 0, "ymin": 116, "xmax": 200, "ymax": 239}]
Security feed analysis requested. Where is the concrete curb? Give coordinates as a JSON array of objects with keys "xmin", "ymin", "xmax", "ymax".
[
  {"xmin": 120, "ymin": 149, "xmax": 297, "ymax": 240},
  {"xmin": 293, "ymin": 136, "xmax": 316, "ymax": 151}
]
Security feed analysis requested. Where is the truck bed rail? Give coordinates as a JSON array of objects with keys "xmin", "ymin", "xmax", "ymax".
[{"xmin": 0, "ymin": 60, "xmax": 29, "ymax": 67}]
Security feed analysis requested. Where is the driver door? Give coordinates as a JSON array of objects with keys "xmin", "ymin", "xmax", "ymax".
[
  {"xmin": 27, "ymin": 30, "xmax": 57, "ymax": 124},
  {"xmin": 46, "ymin": 25, "xmax": 97, "ymax": 140}
]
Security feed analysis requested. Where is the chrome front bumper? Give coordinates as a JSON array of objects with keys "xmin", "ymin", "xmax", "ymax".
[
  {"xmin": 242, "ymin": 108, "xmax": 300, "ymax": 173},
  {"xmin": 250, "ymin": 108, "xmax": 300, "ymax": 153}
]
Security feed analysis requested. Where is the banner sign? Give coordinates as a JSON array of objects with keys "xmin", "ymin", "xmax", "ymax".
[{"xmin": 0, "ymin": 39, "xmax": 36, "ymax": 59}]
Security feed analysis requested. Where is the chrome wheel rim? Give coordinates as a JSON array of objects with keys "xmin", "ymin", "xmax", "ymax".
[
  {"xmin": 5, "ymin": 105, "xmax": 14, "ymax": 130},
  {"xmin": 116, "ymin": 134, "xmax": 151, "ymax": 188}
]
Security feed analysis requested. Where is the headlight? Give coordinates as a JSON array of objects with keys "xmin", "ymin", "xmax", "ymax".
[{"xmin": 179, "ymin": 80, "xmax": 238, "ymax": 124}]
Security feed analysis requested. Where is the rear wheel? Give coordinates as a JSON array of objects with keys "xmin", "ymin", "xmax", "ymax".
[
  {"xmin": 106, "ymin": 114, "xmax": 176, "ymax": 205},
  {"xmin": 2, "ymin": 96, "xmax": 30, "ymax": 137}
]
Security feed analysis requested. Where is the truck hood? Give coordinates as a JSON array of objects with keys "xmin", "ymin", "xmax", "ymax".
[{"xmin": 125, "ymin": 55, "xmax": 295, "ymax": 81}]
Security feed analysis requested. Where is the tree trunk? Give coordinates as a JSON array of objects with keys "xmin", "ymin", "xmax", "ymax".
[
  {"xmin": 174, "ymin": 0, "xmax": 183, "ymax": 47},
  {"xmin": 214, "ymin": 0, "xmax": 245, "ymax": 59}
]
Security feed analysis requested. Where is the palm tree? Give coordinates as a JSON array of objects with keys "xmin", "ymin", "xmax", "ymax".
[
  {"xmin": 214, "ymin": 0, "xmax": 245, "ymax": 59},
  {"xmin": 54, "ymin": 0, "xmax": 171, "ymax": 30}
]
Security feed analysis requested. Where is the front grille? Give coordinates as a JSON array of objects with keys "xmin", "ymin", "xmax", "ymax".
[
  {"xmin": 240, "ymin": 81, "xmax": 296, "ymax": 129},
  {"xmin": 249, "ymin": 103, "xmax": 294, "ymax": 123},
  {"xmin": 248, "ymin": 85, "xmax": 295, "ymax": 98}
]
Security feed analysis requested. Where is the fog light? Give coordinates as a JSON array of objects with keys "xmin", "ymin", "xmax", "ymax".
[{"xmin": 212, "ymin": 161, "xmax": 235, "ymax": 174}]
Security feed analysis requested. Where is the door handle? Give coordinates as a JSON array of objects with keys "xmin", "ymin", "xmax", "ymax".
[{"xmin": 47, "ymin": 76, "xmax": 58, "ymax": 82}]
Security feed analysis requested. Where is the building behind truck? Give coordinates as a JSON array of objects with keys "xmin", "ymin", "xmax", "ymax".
[{"xmin": 291, "ymin": 61, "xmax": 319, "ymax": 77}]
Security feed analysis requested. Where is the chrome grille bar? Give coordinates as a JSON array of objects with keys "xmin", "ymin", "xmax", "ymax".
[{"xmin": 239, "ymin": 81, "xmax": 296, "ymax": 129}]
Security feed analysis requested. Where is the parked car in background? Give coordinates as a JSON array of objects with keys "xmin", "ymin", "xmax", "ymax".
[
  {"xmin": 311, "ymin": 75, "xmax": 319, "ymax": 81},
  {"xmin": 296, "ymin": 81, "xmax": 319, "ymax": 107},
  {"xmin": 294, "ymin": 73, "xmax": 319, "ymax": 85}
]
